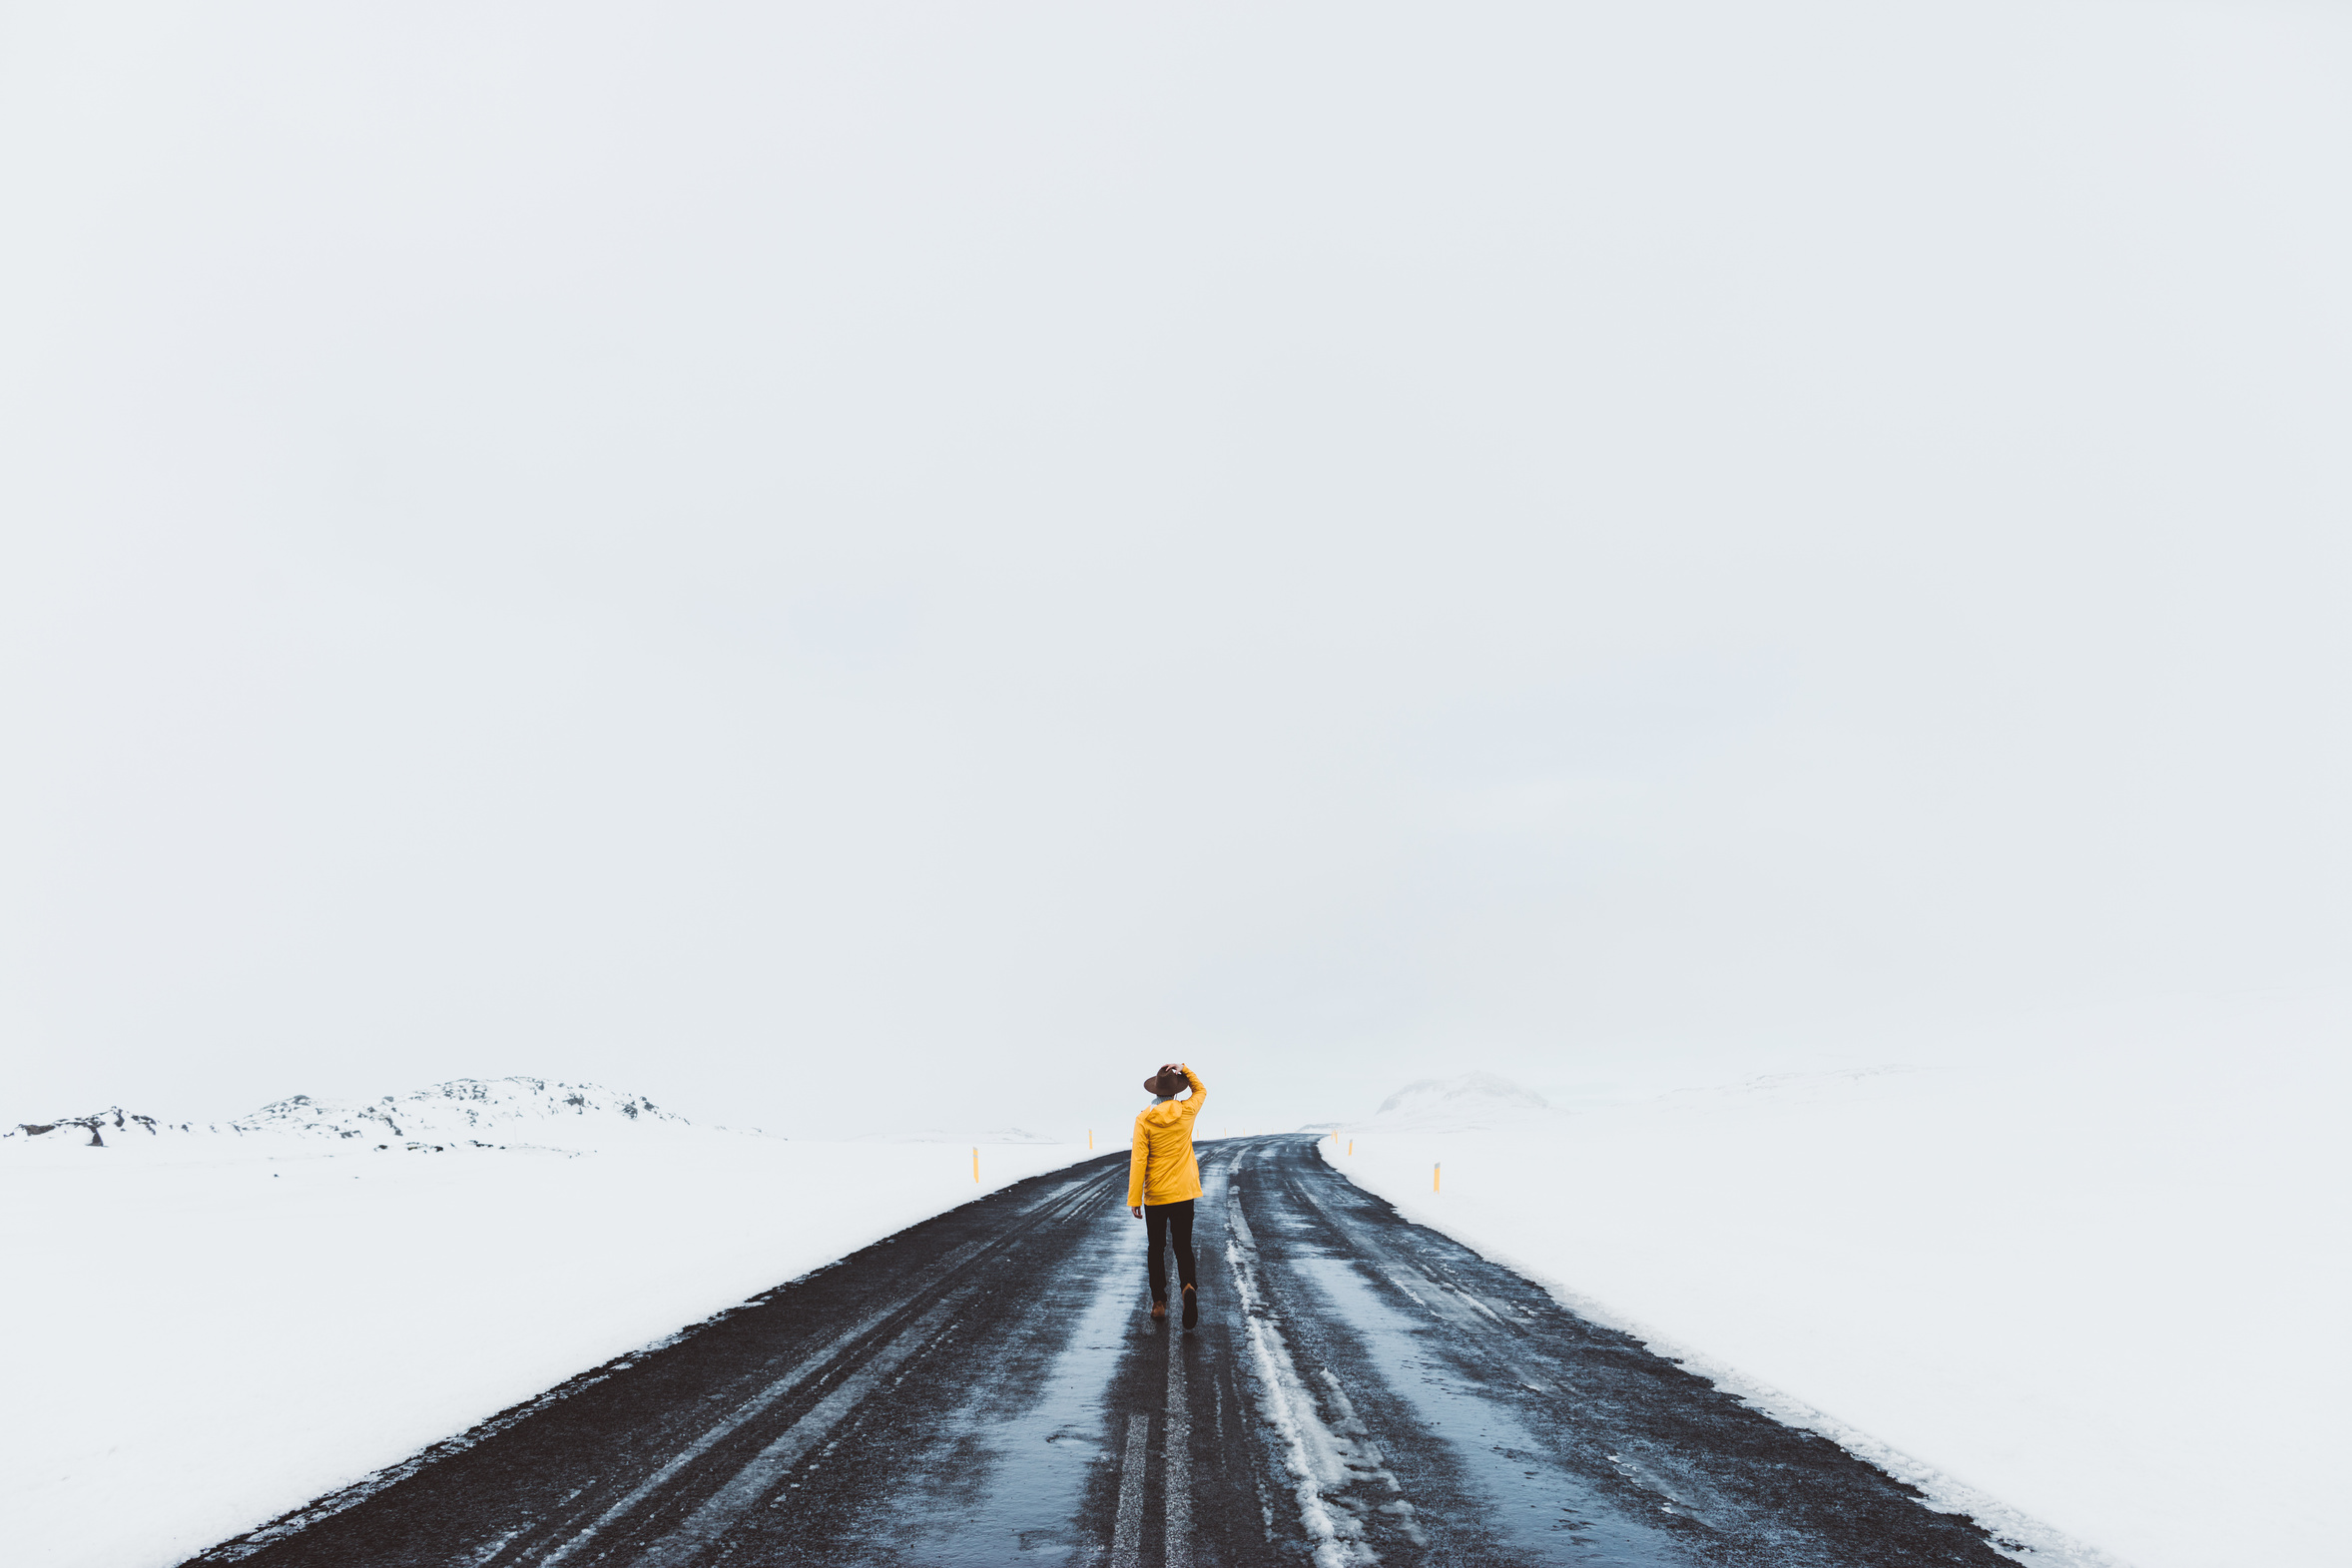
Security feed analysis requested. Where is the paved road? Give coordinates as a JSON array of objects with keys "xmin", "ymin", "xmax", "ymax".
[{"xmin": 193, "ymin": 1136, "xmax": 2019, "ymax": 1567}]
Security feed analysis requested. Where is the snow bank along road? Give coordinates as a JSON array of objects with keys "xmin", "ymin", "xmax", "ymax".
[{"xmin": 190, "ymin": 1137, "xmax": 2023, "ymax": 1567}]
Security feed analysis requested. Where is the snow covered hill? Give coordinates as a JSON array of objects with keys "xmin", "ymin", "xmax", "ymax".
[
  {"xmin": 6, "ymin": 1107, "xmax": 162, "ymax": 1146},
  {"xmin": 231, "ymin": 1078, "xmax": 700, "ymax": 1147},
  {"xmin": 6, "ymin": 1076, "xmax": 726, "ymax": 1153},
  {"xmin": 1365, "ymin": 1069, "xmax": 1550, "ymax": 1128}
]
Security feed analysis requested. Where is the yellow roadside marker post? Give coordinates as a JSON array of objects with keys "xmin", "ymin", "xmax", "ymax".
[
  {"xmin": 1348, "ymin": 1140, "xmax": 1354, "ymax": 1156},
  {"xmin": 972, "ymin": 1148, "xmax": 979, "ymax": 1183},
  {"xmin": 1088, "ymin": 1130, "xmax": 1093, "ymax": 1150},
  {"xmin": 1434, "ymin": 1162, "xmax": 1441, "ymax": 1194}
]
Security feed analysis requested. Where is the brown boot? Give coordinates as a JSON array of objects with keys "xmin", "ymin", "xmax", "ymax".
[{"xmin": 1150, "ymin": 1299, "xmax": 1168, "ymax": 1319}]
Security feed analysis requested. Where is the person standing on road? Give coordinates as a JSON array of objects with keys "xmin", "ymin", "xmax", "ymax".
[{"xmin": 1128, "ymin": 1062, "xmax": 1206, "ymax": 1328}]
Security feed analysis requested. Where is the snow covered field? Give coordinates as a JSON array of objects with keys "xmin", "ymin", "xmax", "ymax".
[
  {"xmin": 13, "ymin": 1017, "xmax": 2342, "ymax": 1568},
  {"xmin": 0, "ymin": 1085, "xmax": 1090, "ymax": 1568},
  {"xmin": 1325, "ymin": 996, "xmax": 2349, "ymax": 1568}
]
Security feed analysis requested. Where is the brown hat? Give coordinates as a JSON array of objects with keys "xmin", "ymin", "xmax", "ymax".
[{"xmin": 1143, "ymin": 1063, "xmax": 1188, "ymax": 1097}]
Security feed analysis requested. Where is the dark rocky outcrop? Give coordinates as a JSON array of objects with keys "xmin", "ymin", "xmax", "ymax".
[{"xmin": 9, "ymin": 1108, "xmax": 163, "ymax": 1146}]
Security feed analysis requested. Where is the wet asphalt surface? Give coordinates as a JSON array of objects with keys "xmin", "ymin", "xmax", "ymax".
[{"xmin": 190, "ymin": 1136, "xmax": 2022, "ymax": 1567}]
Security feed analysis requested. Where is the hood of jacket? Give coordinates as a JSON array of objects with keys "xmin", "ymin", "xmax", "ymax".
[{"xmin": 1139, "ymin": 1099, "xmax": 1187, "ymax": 1127}]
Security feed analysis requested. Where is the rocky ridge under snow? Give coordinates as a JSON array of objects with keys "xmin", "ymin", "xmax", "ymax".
[{"xmin": 6, "ymin": 1077, "xmax": 747, "ymax": 1151}]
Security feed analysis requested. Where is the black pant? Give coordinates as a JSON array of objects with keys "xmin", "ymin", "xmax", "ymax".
[{"xmin": 1143, "ymin": 1199, "xmax": 1196, "ymax": 1302}]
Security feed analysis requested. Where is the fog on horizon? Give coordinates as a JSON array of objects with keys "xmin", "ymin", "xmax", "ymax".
[{"xmin": 4, "ymin": 1, "xmax": 2347, "ymax": 1140}]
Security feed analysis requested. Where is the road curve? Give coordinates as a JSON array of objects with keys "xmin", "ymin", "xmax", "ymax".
[{"xmin": 190, "ymin": 1135, "xmax": 2020, "ymax": 1566}]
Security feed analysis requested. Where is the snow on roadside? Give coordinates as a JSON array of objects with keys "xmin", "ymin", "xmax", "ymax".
[
  {"xmin": 1320, "ymin": 998, "xmax": 2349, "ymax": 1568},
  {"xmin": 0, "ymin": 1116, "xmax": 1092, "ymax": 1568}
]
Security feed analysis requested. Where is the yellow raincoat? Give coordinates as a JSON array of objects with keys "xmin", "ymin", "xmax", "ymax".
[{"xmin": 1127, "ymin": 1066, "xmax": 1206, "ymax": 1207}]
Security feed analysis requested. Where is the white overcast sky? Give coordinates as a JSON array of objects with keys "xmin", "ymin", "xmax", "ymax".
[{"xmin": 3, "ymin": 1, "xmax": 2347, "ymax": 1137}]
